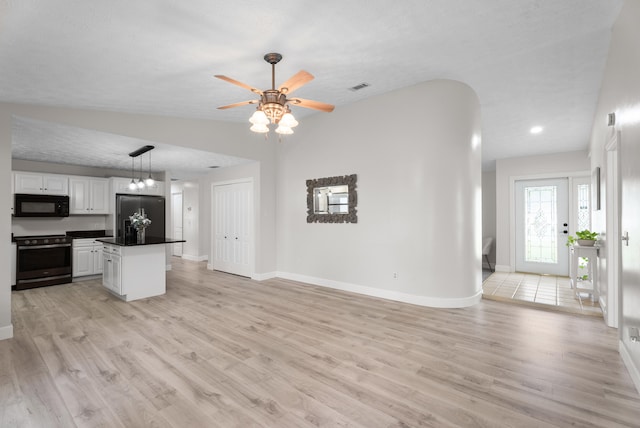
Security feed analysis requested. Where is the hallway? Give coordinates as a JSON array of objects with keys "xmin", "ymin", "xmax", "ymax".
[{"xmin": 482, "ymin": 271, "xmax": 602, "ymax": 317}]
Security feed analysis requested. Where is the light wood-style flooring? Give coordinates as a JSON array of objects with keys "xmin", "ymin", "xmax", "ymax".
[{"xmin": 2, "ymin": 258, "xmax": 640, "ymax": 427}]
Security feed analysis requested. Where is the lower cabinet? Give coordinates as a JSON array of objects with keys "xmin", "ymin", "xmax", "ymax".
[
  {"xmin": 72, "ymin": 239, "xmax": 104, "ymax": 277},
  {"xmin": 101, "ymin": 242, "xmax": 165, "ymax": 301},
  {"xmin": 102, "ymin": 244, "xmax": 122, "ymax": 294}
]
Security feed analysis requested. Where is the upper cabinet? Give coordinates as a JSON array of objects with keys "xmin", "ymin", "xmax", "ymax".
[
  {"xmin": 14, "ymin": 172, "xmax": 69, "ymax": 195},
  {"xmin": 69, "ymin": 177, "xmax": 109, "ymax": 214}
]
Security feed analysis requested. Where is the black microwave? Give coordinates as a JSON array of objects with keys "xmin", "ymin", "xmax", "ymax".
[{"xmin": 14, "ymin": 194, "xmax": 70, "ymax": 217}]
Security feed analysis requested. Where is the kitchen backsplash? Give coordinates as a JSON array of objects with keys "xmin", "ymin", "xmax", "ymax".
[{"xmin": 12, "ymin": 216, "xmax": 107, "ymax": 236}]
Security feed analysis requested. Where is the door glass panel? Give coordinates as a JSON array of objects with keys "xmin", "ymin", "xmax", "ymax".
[
  {"xmin": 577, "ymin": 183, "xmax": 591, "ymax": 231},
  {"xmin": 524, "ymin": 185, "xmax": 557, "ymax": 263}
]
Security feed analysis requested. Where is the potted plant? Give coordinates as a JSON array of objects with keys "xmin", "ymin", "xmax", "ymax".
[{"xmin": 566, "ymin": 229, "xmax": 598, "ymax": 247}]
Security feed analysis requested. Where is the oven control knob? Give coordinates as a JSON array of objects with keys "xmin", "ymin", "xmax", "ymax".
[
  {"xmin": 43, "ymin": 239, "xmax": 49, "ymax": 244},
  {"xmin": 24, "ymin": 240, "xmax": 30, "ymax": 245}
]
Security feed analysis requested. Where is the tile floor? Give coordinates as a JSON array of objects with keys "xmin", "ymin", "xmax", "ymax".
[{"xmin": 482, "ymin": 271, "xmax": 602, "ymax": 317}]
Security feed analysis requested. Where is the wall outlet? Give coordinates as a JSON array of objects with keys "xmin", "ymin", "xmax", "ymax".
[{"xmin": 393, "ymin": 272, "xmax": 398, "ymax": 279}]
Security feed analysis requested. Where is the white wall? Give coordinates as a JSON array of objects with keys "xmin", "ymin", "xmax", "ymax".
[
  {"xmin": 482, "ymin": 170, "xmax": 496, "ymax": 267},
  {"xmin": 495, "ymin": 150, "xmax": 590, "ymax": 271},
  {"xmin": 589, "ymin": 0, "xmax": 640, "ymax": 392},
  {"xmin": 276, "ymin": 80, "xmax": 482, "ymax": 308},
  {"xmin": 12, "ymin": 217, "xmax": 106, "ymax": 236},
  {"xmin": 0, "ymin": 108, "xmax": 12, "ymax": 339}
]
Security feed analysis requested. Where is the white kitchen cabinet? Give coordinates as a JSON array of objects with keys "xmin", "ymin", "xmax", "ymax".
[
  {"xmin": 69, "ymin": 177, "xmax": 109, "ymax": 214},
  {"xmin": 14, "ymin": 172, "xmax": 69, "ymax": 195},
  {"xmin": 72, "ymin": 239, "xmax": 105, "ymax": 277},
  {"xmin": 102, "ymin": 244, "xmax": 122, "ymax": 294},
  {"xmin": 100, "ymin": 241, "xmax": 165, "ymax": 301}
]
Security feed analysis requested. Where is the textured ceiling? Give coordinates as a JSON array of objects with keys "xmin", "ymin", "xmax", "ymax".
[
  {"xmin": 11, "ymin": 116, "xmax": 252, "ymax": 180},
  {"xmin": 0, "ymin": 0, "xmax": 624, "ymax": 172}
]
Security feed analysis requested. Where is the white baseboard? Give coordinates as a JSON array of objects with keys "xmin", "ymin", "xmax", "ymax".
[
  {"xmin": 181, "ymin": 254, "xmax": 208, "ymax": 262},
  {"xmin": 620, "ymin": 340, "xmax": 640, "ymax": 395},
  {"xmin": 0, "ymin": 323, "xmax": 14, "ymax": 341},
  {"xmin": 166, "ymin": 264, "xmax": 172, "ymax": 271},
  {"xmin": 252, "ymin": 272, "xmax": 277, "ymax": 281},
  {"xmin": 495, "ymin": 264, "xmax": 512, "ymax": 272},
  {"xmin": 275, "ymin": 271, "xmax": 482, "ymax": 308}
]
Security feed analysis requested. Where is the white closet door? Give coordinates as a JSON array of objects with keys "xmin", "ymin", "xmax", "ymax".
[{"xmin": 213, "ymin": 181, "xmax": 252, "ymax": 277}]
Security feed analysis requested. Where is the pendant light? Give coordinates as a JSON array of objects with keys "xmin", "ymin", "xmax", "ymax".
[
  {"xmin": 137, "ymin": 156, "xmax": 145, "ymax": 188},
  {"xmin": 128, "ymin": 145, "xmax": 155, "ymax": 191},
  {"xmin": 145, "ymin": 151, "xmax": 155, "ymax": 186},
  {"xmin": 128, "ymin": 157, "xmax": 137, "ymax": 190}
]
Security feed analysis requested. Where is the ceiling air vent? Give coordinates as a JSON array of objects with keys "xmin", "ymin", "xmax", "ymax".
[
  {"xmin": 208, "ymin": 166, "xmax": 219, "ymax": 169},
  {"xmin": 349, "ymin": 82, "xmax": 370, "ymax": 92}
]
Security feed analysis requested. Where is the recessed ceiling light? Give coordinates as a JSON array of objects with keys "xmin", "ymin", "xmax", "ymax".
[{"xmin": 530, "ymin": 126, "xmax": 543, "ymax": 134}]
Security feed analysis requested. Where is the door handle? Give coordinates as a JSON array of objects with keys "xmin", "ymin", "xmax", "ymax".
[{"xmin": 622, "ymin": 231, "xmax": 629, "ymax": 246}]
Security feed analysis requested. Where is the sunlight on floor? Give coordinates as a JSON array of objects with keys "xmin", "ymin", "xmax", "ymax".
[{"xmin": 482, "ymin": 271, "xmax": 602, "ymax": 317}]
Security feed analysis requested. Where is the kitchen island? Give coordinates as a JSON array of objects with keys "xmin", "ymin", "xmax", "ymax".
[{"xmin": 97, "ymin": 237, "xmax": 185, "ymax": 302}]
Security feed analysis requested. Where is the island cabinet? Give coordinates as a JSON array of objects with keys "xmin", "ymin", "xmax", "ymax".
[{"xmin": 101, "ymin": 242, "xmax": 166, "ymax": 301}]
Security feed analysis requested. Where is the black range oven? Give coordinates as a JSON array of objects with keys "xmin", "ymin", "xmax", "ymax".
[{"xmin": 14, "ymin": 235, "xmax": 72, "ymax": 290}]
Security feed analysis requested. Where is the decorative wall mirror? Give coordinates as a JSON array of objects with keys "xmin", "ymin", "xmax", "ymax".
[{"xmin": 306, "ymin": 174, "xmax": 357, "ymax": 223}]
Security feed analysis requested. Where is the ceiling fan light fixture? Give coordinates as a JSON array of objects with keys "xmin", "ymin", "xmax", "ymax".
[
  {"xmin": 262, "ymin": 103, "xmax": 284, "ymax": 123},
  {"xmin": 249, "ymin": 109, "xmax": 269, "ymax": 125},
  {"xmin": 250, "ymin": 123, "xmax": 269, "ymax": 133},
  {"xmin": 216, "ymin": 53, "xmax": 334, "ymax": 136},
  {"xmin": 279, "ymin": 112, "xmax": 298, "ymax": 128},
  {"xmin": 275, "ymin": 125, "xmax": 293, "ymax": 135}
]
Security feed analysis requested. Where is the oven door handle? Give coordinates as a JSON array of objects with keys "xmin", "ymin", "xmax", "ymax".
[{"xmin": 18, "ymin": 243, "xmax": 71, "ymax": 250}]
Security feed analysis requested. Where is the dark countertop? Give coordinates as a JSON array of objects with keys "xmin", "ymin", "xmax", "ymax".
[
  {"xmin": 66, "ymin": 230, "xmax": 112, "ymax": 239},
  {"xmin": 96, "ymin": 237, "xmax": 186, "ymax": 247}
]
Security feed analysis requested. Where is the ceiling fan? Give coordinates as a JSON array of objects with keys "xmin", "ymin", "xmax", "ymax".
[{"xmin": 215, "ymin": 53, "xmax": 334, "ymax": 134}]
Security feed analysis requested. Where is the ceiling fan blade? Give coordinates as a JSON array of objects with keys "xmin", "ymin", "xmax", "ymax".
[
  {"xmin": 278, "ymin": 70, "xmax": 314, "ymax": 95},
  {"xmin": 214, "ymin": 75, "xmax": 262, "ymax": 94},
  {"xmin": 217, "ymin": 100, "xmax": 258, "ymax": 110},
  {"xmin": 289, "ymin": 98, "xmax": 335, "ymax": 113}
]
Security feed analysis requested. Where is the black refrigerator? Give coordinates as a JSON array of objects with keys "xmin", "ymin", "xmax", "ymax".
[{"xmin": 116, "ymin": 194, "xmax": 166, "ymax": 241}]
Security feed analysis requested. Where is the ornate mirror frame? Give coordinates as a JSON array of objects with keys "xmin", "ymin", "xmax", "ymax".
[{"xmin": 306, "ymin": 174, "xmax": 358, "ymax": 223}]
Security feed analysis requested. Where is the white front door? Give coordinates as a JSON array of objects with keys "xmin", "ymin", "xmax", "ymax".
[
  {"xmin": 213, "ymin": 181, "xmax": 252, "ymax": 277},
  {"xmin": 515, "ymin": 178, "xmax": 569, "ymax": 275}
]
